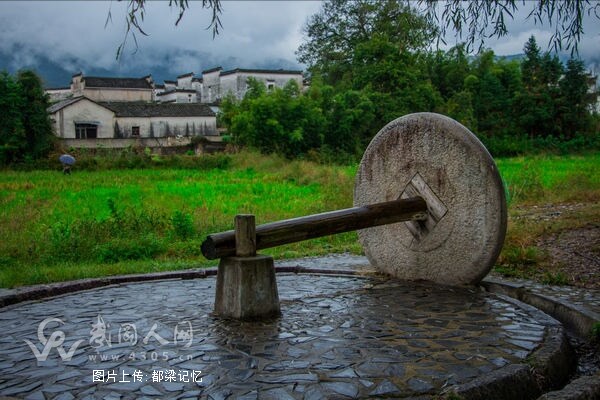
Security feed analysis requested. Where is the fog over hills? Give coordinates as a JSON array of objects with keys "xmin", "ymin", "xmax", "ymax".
[
  {"xmin": 0, "ymin": 45, "xmax": 302, "ymax": 88},
  {"xmin": 2, "ymin": 1, "xmax": 598, "ymax": 89},
  {"xmin": 4, "ymin": 46, "xmax": 598, "ymax": 90}
]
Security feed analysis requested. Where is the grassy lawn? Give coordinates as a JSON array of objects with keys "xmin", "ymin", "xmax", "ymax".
[
  {"xmin": 0, "ymin": 152, "xmax": 360, "ymax": 287},
  {"xmin": 1, "ymin": 151, "xmax": 598, "ymax": 288}
]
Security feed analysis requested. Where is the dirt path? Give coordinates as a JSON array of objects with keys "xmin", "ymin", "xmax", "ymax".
[
  {"xmin": 537, "ymin": 223, "xmax": 600, "ymax": 288},
  {"xmin": 513, "ymin": 203, "xmax": 600, "ymax": 289}
]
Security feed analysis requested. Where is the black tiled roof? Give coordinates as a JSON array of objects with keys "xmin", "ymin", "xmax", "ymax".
[
  {"xmin": 156, "ymin": 89, "xmax": 197, "ymax": 96},
  {"xmin": 99, "ymin": 102, "xmax": 215, "ymax": 117},
  {"xmin": 221, "ymin": 68, "xmax": 302, "ymax": 76},
  {"xmin": 47, "ymin": 96, "xmax": 86, "ymax": 113},
  {"xmin": 202, "ymin": 66, "xmax": 223, "ymax": 74},
  {"xmin": 84, "ymin": 76, "xmax": 152, "ymax": 89}
]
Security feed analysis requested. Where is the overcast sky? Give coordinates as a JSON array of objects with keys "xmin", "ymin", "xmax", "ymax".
[{"xmin": 1, "ymin": 1, "xmax": 599, "ymax": 78}]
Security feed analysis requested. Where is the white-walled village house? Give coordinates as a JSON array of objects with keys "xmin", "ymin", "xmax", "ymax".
[
  {"xmin": 48, "ymin": 97, "xmax": 217, "ymax": 150},
  {"xmin": 45, "ymin": 67, "xmax": 304, "ymax": 150},
  {"xmin": 70, "ymin": 73, "xmax": 154, "ymax": 102},
  {"xmin": 47, "ymin": 68, "xmax": 304, "ymax": 105},
  {"xmin": 196, "ymin": 67, "xmax": 304, "ymax": 104}
]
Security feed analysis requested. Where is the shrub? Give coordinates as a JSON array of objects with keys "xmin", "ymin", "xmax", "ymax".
[
  {"xmin": 541, "ymin": 271, "xmax": 569, "ymax": 285},
  {"xmin": 95, "ymin": 235, "xmax": 165, "ymax": 263},
  {"xmin": 170, "ymin": 210, "xmax": 195, "ymax": 240}
]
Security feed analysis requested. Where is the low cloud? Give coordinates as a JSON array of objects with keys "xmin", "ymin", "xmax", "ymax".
[
  {"xmin": 0, "ymin": 1, "xmax": 318, "ymax": 77},
  {"xmin": 1, "ymin": 0, "xmax": 598, "ymax": 85}
]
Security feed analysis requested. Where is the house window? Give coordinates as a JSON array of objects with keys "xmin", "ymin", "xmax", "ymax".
[
  {"xmin": 131, "ymin": 126, "xmax": 140, "ymax": 137},
  {"xmin": 75, "ymin": 123, "xmax": 97, "ymax": 139}
]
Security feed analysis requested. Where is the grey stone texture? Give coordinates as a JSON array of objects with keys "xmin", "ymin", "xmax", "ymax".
[
  {"xmin": 0, "ymin": 274, "xmax": 560, "ymax": 399},
  {"xmin": 537, "ymin": 374, "xmax": 600, "ymax": 400},
  {"xmin": 484, "ymin": 274, "xmax": 600, "ymax": 339},
  {"xmin": 354, "ymin": 112, "xmax": 507, "ymax": 285},
  {"xmin": 1, "ymin": 256, "xmax": 598, "ymax": 399},
  {"xmin": 214, "ymin": 255, "xmax": 280, "ymax": 320}
]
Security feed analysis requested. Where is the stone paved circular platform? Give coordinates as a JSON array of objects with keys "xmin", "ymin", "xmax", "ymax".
[
  {"xmin": 0, "ymin": 271, "xmax": 563, "ymax": 400},
  {"xmin": 488, "ymin": 275, "xmax": 600, "ymax": 316}
]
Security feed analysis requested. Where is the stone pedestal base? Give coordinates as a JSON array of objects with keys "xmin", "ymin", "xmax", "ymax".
[{"xmin": 214, "ymin": 255, "xmax": 281, "ymax": 320}]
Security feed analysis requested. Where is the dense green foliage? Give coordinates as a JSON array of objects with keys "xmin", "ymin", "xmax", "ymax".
[
  {"xmin": 221, "ymin": 79, "xmax": 325, "ymax": 158},
  {"xmin": 296, "ymin": 0, "xmax": 436, "ymax": 87},
  {"xmin": 220, "ymin": 2, "xmax": 598, "ymax": 160},
  {"xmin": 0, "ymin": 70, "xmax": 55, "ymax": 165}
]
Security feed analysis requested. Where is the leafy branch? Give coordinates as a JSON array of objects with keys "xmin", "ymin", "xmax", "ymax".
[
  {"xmin": 107, "ymin": 0, "xmax": 223, "ymax": 59},
  {"xmin": 419, "ymin": 0, "xmax": 599, "ymax": 54}
]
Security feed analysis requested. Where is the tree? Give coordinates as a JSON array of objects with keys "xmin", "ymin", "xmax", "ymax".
[
  {"xmin": 226, "ymin": 79, "xmax": 326, "ymax": 158},
  {"xmin": 17, "ymin": 71, "xmax": 55, "ymax": 159},
  {"xmin": 521, "ymin": 36, "xmax": 542, "ymax": 90},
  {"xmin": 428, "ymin": 44, "xmax": 472, "ymax": 99},
  {"xmin": 297, "ymin": 0, "xmax": 444, "ymax": 147},
  {"xmin": 323, "ymin": 89, "xmax": 375, "ymax": 156},
  {"xmin": 558, "ymin": 58, "xmax": 593, "ymax": 138},
  {"xmin": 516, "ymin": 36, "xmax": 563, "ymax": 139},
  {"xmin": 0, "ymin": 70, "xmax": 54, "ymax": 165},
  {"xmin": 468, "ymin": 50, "xmax": 515, "ymax": 136},
  {"xmin": 445, "ymin": 90, "xmax": 477, "ymax": 131},
  {"xmin": 0, "ymin": 72, "xmax": 25, "ymax": 164},
  {"xmin": 297, "ymin": 0, "xmax": 436, "ymax": 86}
]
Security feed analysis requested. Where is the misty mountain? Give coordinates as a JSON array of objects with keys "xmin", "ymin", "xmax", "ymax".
[
  {"xmin": 2, "ymin": 45, "xmax": 596, "ymax": 90},
  {"xmin": 0, "ymin": 46, "xmax": 303, "ymax": 88}
]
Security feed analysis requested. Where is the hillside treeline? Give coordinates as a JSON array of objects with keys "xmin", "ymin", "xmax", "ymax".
[{"xmin": 221, "ymin": 1, "xmax": 598, "ymax": 160}]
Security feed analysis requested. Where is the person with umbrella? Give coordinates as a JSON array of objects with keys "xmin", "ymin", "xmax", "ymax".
[{"xmin": 59, "ymin": 154, "xmax": 76, "ymax": 175}]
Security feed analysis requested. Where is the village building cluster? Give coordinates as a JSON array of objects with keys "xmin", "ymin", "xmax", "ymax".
[{"xmin": 46, "ymin": 67, "xmax": 304, "ymax": 152}]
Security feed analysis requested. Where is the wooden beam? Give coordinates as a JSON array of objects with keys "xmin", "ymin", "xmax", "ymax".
[
  {"xmin": 201, "ymin": 197, "xmax": 428, "ymax": 260},
  {"xmin": 234, "ymin": 214, "xmax": 256, "ymax": 257}
]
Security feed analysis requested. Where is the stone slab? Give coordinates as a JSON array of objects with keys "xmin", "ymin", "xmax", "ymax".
[
  {"xmin": 0, "ymin": 274, "xmax": 565, "ymax": 399},
  {"xmin": 354, "ymin": 113, "xmax": 507, "ymax": 285},
  {"xmin": 214, "ymin": 255, "xmax": 280, "ymax": 320}
]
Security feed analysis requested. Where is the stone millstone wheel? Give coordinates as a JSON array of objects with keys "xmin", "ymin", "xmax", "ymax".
[{"xmin": 354, "ymin": 113, "xmax": 507, "ymax": 285}]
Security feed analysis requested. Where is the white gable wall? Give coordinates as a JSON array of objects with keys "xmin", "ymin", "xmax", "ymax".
[
  {"xmin": 157, "ymin": 91, "xmax": 198, "ymax": 104},
  {"xmin": 201, "ymin": 70, "xmax": 221, "ymax": 103},
  {"xmin": 220, "ymin": 74, "xmax": 241, "ymax": 99},
  {"xmin": 204, "ymin": 70, "xmax": 303, "ymax": 103},
  {"xmin": 177, "ymin": 75, "xmax": 193, "ymax": 89},
  {"xmin": 51, "ymin": 99, "xmax": 115, "ymax": 139}
]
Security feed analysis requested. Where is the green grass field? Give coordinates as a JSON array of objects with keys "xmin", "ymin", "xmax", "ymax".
[
  {"xmin": 1, "ymin": 151, "xmax": 598, "ymax": 288},
  {"xmin": 496, "ymin": 155, "xmax": 600, "ymax": 204}
]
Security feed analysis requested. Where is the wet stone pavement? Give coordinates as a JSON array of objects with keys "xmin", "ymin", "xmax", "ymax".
[
  {"xmin": 0, "ymin": 273, "xmax": 553, "ymax": 400},
  {"xmin": 487, "ymin": 273, "xmax": 600, "ymax": 318}
]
